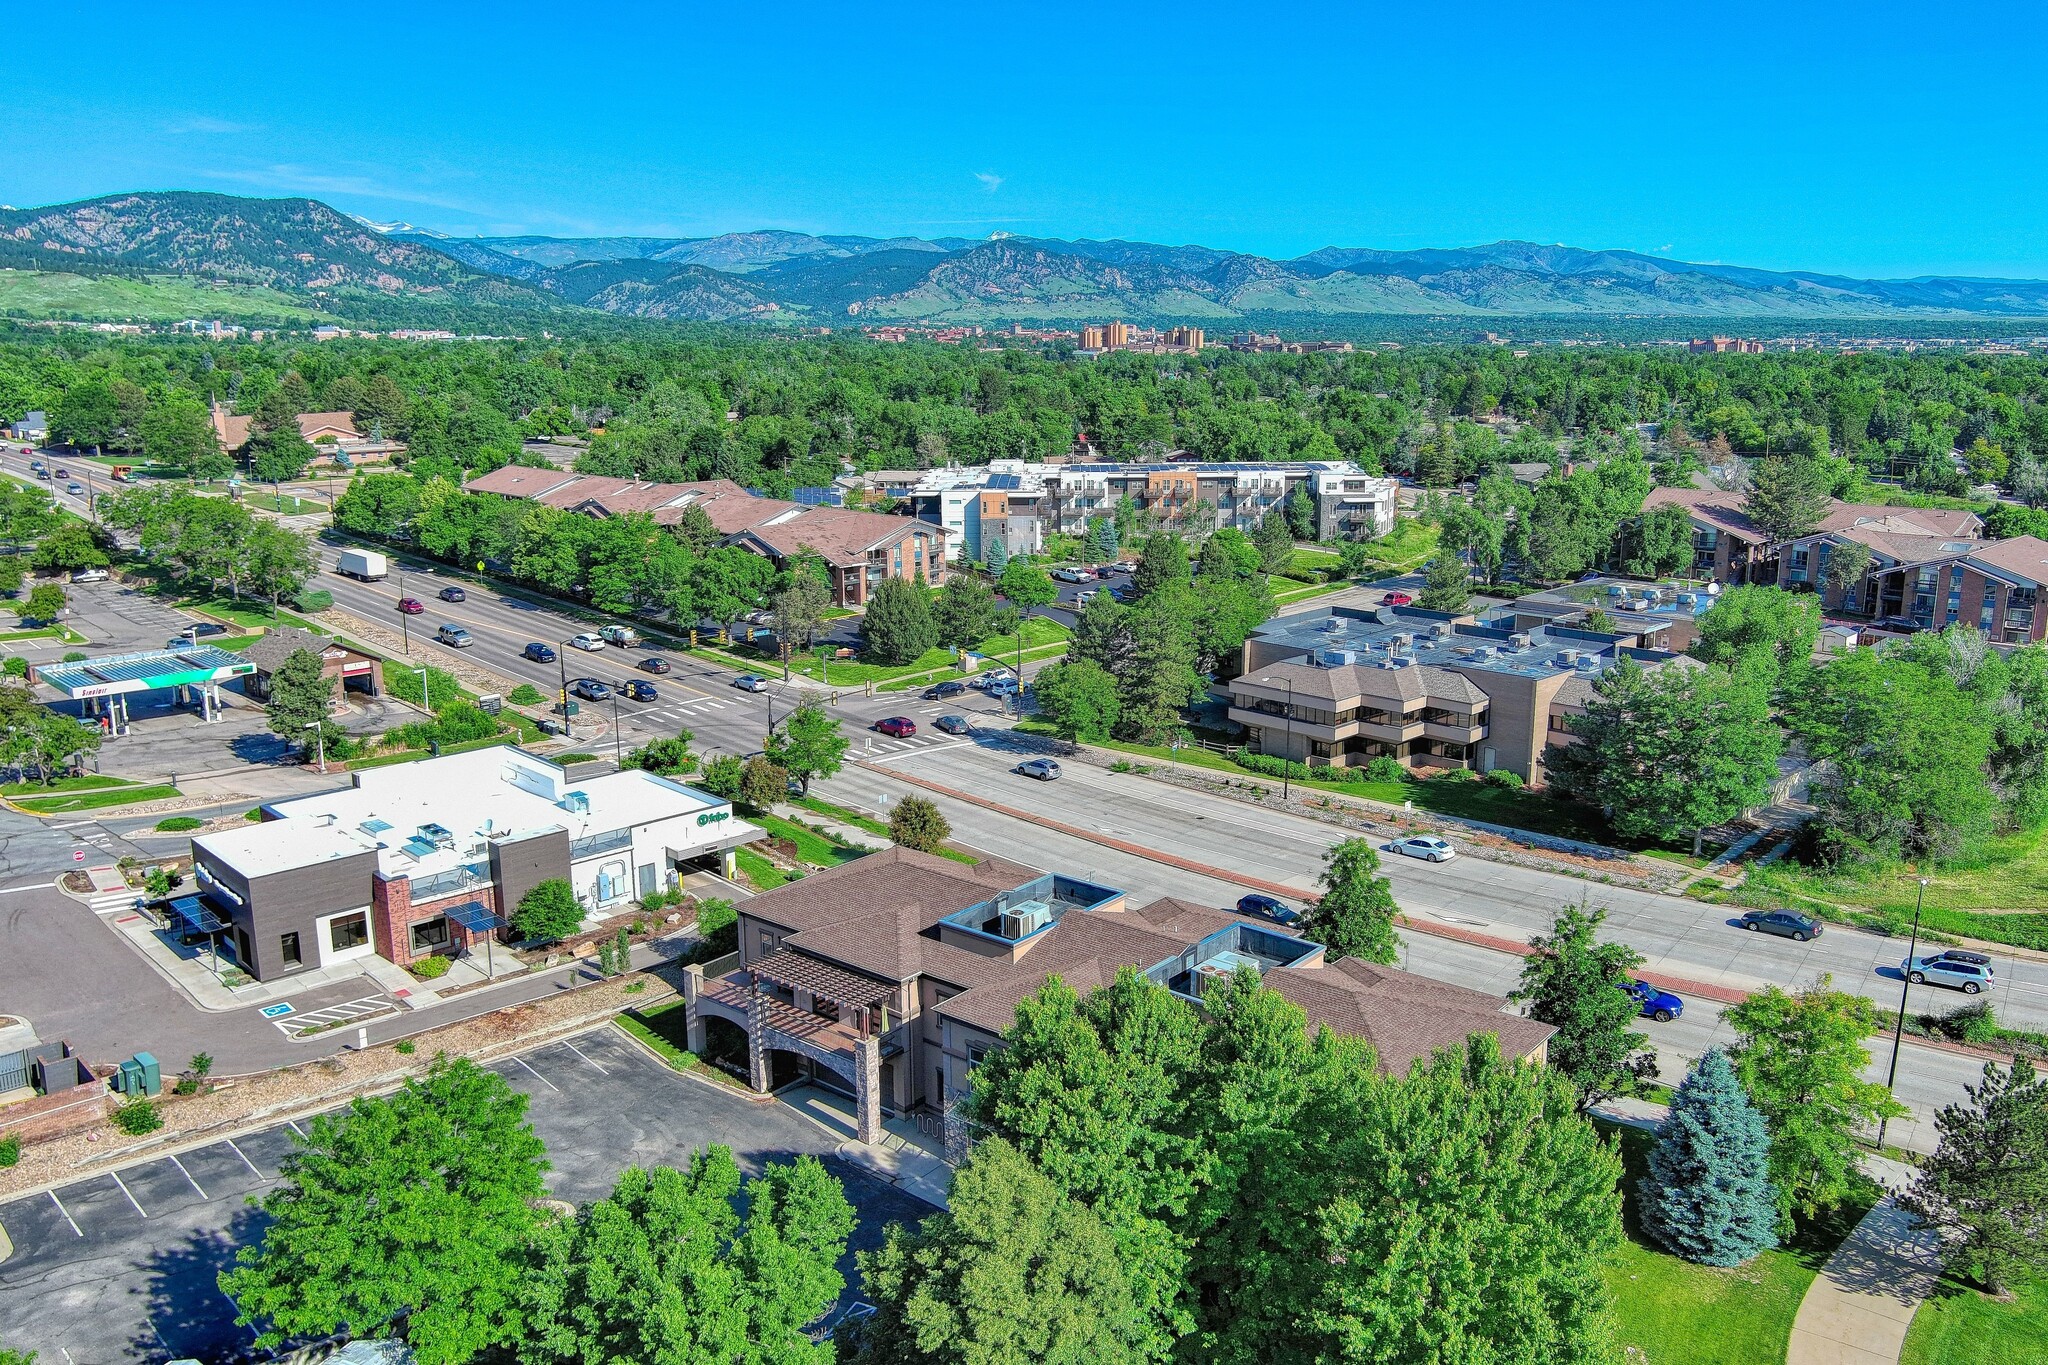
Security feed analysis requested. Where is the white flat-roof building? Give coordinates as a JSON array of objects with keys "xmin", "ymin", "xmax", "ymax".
[{"xmin": 190, "ymin": 747, "xmax": 760, "ymax": 982}]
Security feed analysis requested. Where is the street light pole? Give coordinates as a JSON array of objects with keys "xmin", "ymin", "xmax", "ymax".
[
  {"xmin": 1877, "ymin": 875, "xmax": 1930, "ymax": 1150},
  {"xmin": 302, "ymin": 720, "xmax": 326, "ymax": 773}
]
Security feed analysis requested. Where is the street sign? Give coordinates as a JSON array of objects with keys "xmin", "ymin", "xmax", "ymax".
[
  {"xmin": 260, "ymin": 1003, "xmax": 295, "ymax": 1019},
  {"xmin": 71, "ymin": 849, "xmax": 84, "ymax": 862}
]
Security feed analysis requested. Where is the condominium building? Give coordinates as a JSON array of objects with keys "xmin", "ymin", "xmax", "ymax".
[
  {"xmin": 679, "ymin": 848, "xmax": 1553, "ymax": 1143},
  {"xmin": 1232, "ymin": 595, "xmax": 1693, "ymax": 783},
  {"xmin": 189, "ymin": 748, "xmax": 760, "ymax": 983}
]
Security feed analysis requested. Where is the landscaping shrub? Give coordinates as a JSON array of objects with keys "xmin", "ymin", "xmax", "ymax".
[
  {"xmin": 698, "ymin": 754, "xmax": 743, "ymax": 800},
  {"xmin": 430, "ymin": 701, "xmax": 499, "ymax": 745},
  {"xmin": 411, "ymin": 954, "xmax": 452, "ymax": 980},
  {"xmin": 1927, "ymin": 1000, "xmax": 1999, "ymax": 1046},
  {"xmin": 1485, "ymin": 767, "xmax": 1526, "ymax": 789},
  {"xmin": 508, "ymin": 683, "xmax": 545, "ymax": 706},
  {"xmin": 1363, "ymin": 756, "xmax": 1407, "ymax": 783},
  {"xmin": 888, "ymin": 795, "xmax": 952, "ymax": 852},
  {"xmin": 62, "ymin": 651, "xmax": 86, "ymax": 662},
  {"xmin": 113, "ymin": 1098, "xmax": 163, "ymax": 1135},
  {"xmin": 155, "ymin": 815, "xmax": 203, "ymax": 832},
  {"xmin": 512, "ymin": 878, "xmax": 584, "ymax": 943},
  {"xmin": 394, "ymin": 1039, "xmax": 416, "ymax": 1055},
  {"xmin": 0, "ymin": 1133, "xmax": 19, "ymax": 1167},
  {"xmin": 1, "ymin": 658, "xmax": 25, "ymax": 678}
]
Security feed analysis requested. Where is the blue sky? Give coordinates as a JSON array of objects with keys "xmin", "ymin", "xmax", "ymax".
[{"xmin": 9, "ymin": 1, "xmax": 2046, "ymax": 278}]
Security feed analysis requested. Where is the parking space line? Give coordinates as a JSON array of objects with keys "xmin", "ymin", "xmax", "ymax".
[
  {"xmin": 47, "ymin": 1189, "xmax": 82, "ymax": 1236},
  {"xmin": 286, "ymin": 1119, "xmax": 306, "ymax": 1137},
  {"xmin": 225, "ymin": 1138, "xmax": 264, "ymax": 1179},
  {"xmin": 169, "ymin": 1153, "xmax": 210, "ymax": 1200},
  {"xmin": 560, "ymin": 1040, "xmax": 609, "ymax": 1074},
  {"xmin": 109, "ymin": 1170, "xmax": 148, "ymax": 1218},
  {"xmin": 511, "ymin": 1055, "xmax": 561, "ymax": 1092}
]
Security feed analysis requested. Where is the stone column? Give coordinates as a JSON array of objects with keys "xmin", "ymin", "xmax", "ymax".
[
  {"xmin": 745, "ymin": 987, "xmax": 771, "ymax": 1094},
  {"xmin": 682, "ymin": 963, "xmax": 707, "ymax": 1053},
  {"xmin": 853, "ymin": 1036, "xmax": 883, "ymax": 1145}
]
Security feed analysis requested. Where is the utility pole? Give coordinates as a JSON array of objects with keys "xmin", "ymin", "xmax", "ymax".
[{"xmin": 1877, "ymin": 876, "xmax": 1930, "ymax": 1150}]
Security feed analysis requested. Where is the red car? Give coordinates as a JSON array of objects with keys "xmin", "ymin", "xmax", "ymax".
[
  {"xmin": 873, "ymin": 716, "xmax": 917, "ymax": 738},
  {"xmin": 1383, "ymin": 591, "xmax": 1414, "ymax": 607},
  {"xmin": 397, "ymin": 597, "xmax": 426, "ymax": 615}
]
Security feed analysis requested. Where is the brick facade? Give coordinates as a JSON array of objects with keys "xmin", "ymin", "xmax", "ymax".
[{"xmin": 371, "ymin": 872, "xmax": 503, "ymax": 968}]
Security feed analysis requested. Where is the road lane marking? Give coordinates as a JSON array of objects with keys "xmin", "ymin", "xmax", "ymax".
[
  {"xmin": 109, "ymin": 1170, "xmax": 148, "ymax": 1218},
  {"xmin": 560, "ymin": 1040, "xmax": 609, "ymax": 1074},
  {"xmin": 511, "ymin": 1055, "xmax": 561, "ymax": 1092},
  {"xmin": 286, "ymin": 1119, "xmax": 306, "ymax": 1137},
  {"xmin": 866, "ymin": 740, "xmax": 974, "ymax": 763},
  {"xmin": 47, "ymin": 1190, "xmax": 82, "ymax": 1236},
  {"xmin": 224, "ymin": 1138, "xmax": 264, "ymax": 1179},
  {"xmin": 169, "ymin": 1154, "xmax": 209, "ymax": 1200}
]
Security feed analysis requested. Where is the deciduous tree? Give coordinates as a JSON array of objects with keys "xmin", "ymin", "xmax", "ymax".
[
  {"xmin": 888, "ymin": 795, "xmax": 951, "ymax": 853},
  {"xmin": 220, "ymin": 1059, "xmax": 548, "ymax": 1363},
  {"xmin": 1305, "ymin": 837, "xmax": 1399, "ymax": 964},
  {"xmin": 1031, "ymin": 659, "xmax": 1121, "ymax": 741},
  {"xmin": 1511, "ymin": 900, "xmax": 1655, "ymax": 1108},
  {"xmin": 511, "ymin": 879, "xmax": 584, "ymax": 944},
  {"xmin": 765, "ymin": 698, "xmax": 847, "ymax": 794}
]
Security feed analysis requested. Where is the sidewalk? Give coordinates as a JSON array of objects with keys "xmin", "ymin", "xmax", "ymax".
[
  {"xmin": 778, "ymin": 1081, "xmax": 954, "ymax": 1208},
  {"xmin": 1786, "ymin": 1183, "xmax": 1942, "ymax": 1365}
]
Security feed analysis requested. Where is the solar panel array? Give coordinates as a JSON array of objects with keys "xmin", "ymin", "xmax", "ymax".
[{"xmin": 444, "ymin": 900, "xmax": 504, "ymax": 932}]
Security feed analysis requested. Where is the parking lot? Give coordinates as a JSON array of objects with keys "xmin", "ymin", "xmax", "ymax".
[{"xmin": 0, "ymin": 1025, "xmax": 936, "ymax": 1364}]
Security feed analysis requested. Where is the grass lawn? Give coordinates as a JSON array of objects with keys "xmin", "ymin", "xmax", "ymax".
[
  {"xmin": 14, "ymin": 783, "xmax": 180, "ymax": 813},
  {"xmin": 171, "ymin": 595, "xmax": 326, "ymax": 633},
  {"xmin": 0, "ymin": 625, "xmax": 86, "ymax": 645},
  {"xmin": 1748, "ymin": 826, "xmax": 2048, "ymax": 951},
  {"xmin": 787, "ymin": 793, "xmax": 979, "ymax": 865},
  {"xmin": 1020, "ymin": 720, "xmax": 1618, "ymax": 845},
  {"xmin": 0, "ymin": 270, "xmax": 333, "ymax": 324},
  {"xmin": 1359, "ymin": 518, "xmax": 1441, "ymax": 573},
  {"xmin": 1902, "ymin": 1271, "xmax": 2048, "ymax": 1365},
  {"xmin": 1273, "ymin": 579, "xmax": 1353, "ymax": 607},
  {"xmin": 1603, "ymin": 1123, "xmax": 1875, "ymax": 1365},
  {"xmin": 2, "ymin": 774, "xmax": 138, "ymax": 796},
  {"xmin": 734, "ymin": 846, "xmax": 790, "ymax": 891},
  {"xmin": 751, "ymin": 811, "xmax": 873, "ymax": 868}
]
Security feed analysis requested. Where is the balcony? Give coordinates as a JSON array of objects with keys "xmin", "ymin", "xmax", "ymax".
[{"xmin": 568, "ymin": 827, "xmax": 633, "ymax": 860}]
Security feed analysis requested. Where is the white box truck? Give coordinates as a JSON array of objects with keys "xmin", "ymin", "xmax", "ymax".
[{"xmin": 337, "ymin": 549, "xmax": 389, "ymax": 581}]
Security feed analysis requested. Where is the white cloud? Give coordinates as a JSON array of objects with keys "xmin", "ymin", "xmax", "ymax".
[{"xmin": 974, "ymin": 171, "xmax": 1004, "ymax": 192}]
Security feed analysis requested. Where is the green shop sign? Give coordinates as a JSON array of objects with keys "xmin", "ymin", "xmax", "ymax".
[{"xmin": 696, "ymin": 810, "xmax": 731, "ymax": 827}]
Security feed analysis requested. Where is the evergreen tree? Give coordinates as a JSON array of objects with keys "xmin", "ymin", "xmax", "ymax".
[
  {"xmin": 1115, "ymin": 594, "xmax": 1202, "ymax": 743},
  {"xmin": 264, "ymin": 647, "xmax": 339, "ymax": 759},
  {"xmin": 1902, "ymin": 1060, "xmax": 2048, "ymax": 1294},
  {"xmin": 1252, "ymin": 508, "xmax": 1293, "ymax": 573},
  {"xmin": 1304, "ymin": 837, "xmax": 1400, "ymax": 963},
  {"xmin": 1093, "ymin": 516, "xmax": 1120, "ymax": 560},
  {"xmin": 980, "ymin": 535, "xmax": 1008, "ymax": 575},
  {"xmin": 1416, "ymin": 551, "xmax": 1470, "ymax": 613},
  {"xmin": 1744, "ymin": 446, "xmax": 1834, "ymax": 541},
  {"xmin": 1639, "ymin": 1048, "xmax": 1780, "ymax": 1266},
  {"xmin": 861, "ymin": 575, "xmax": 938, "ymax": 665},
  {"xmin": 888, "ymin": 795, "xmax": 951, "ymax": 853},
  {"xmin": 931, "ymin": 574, "xmax": 997, "ymax": 649},
  {"xmin": 1283, "ymin": 480, "xmax": 1316, "ymax": 539}
]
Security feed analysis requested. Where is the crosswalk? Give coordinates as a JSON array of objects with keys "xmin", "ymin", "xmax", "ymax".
[
  {"xmin": 857, "ymin": 733, "xmax": 976, "ymax": 761},
  {"xmin": 629, "ymin": 694, "xmax": 749, "ymax": 728}
]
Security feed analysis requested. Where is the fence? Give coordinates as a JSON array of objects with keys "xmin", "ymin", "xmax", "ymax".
[{"xmin": 0, "ymin": 1047, "xmax": 26, "ymax": 1094}]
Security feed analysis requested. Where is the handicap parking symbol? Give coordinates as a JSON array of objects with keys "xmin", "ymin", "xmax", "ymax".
[{"xmin": 259, "ymin": 1002, "xmax": 295, "ymax": 1019}]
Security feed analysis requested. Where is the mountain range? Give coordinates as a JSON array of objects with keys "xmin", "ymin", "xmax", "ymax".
[{"xmin": 6, "ymin": 190, "xmax": 2048, "ymax": 330}]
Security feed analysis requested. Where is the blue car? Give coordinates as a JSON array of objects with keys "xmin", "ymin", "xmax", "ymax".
[
  {"xmin": 1236, "ymin": 894, "xmax": 1299, "ymax": 926},
  {"xmin": 1624, "ymin": 980, "xmax": 1683, "ymax": 1022}
]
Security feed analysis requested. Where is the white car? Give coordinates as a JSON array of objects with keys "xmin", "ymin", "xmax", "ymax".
[
  {"xmin": 70, "ymin": 568, "xmax": 109, "ymax": 584},
  {"xmin": 1390, "ymin": 835, "xmax": 1456, "ymax": 863},
  {"xmin": 569, "ymin": 633, "xmax": 606, "ymax": 652}
]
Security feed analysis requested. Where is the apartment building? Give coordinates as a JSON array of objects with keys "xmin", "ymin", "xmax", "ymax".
[
  {"xmin": 1233, "ymin": 597, "xmax": 1690, "ymax": 783},
  {"xmin": 679, "ymin": 848, "xmax": 1552, "ymax": 1143},
  {"xmin": 1645, "ymin": 488, "xmax": 2046, "ymax": 643},
  {"xmin": 188, "ymin": 748, "xmax": 759, "ymax": 983},
  {"xmin": 465, "ymin": 468, "xmax": 947, "ymax": 606},
  {"xmin": 897, "ymin": 464, "xmax": 1048, "ymax": 562},
  {"xmin": 1044, "ymin": 460, "xmax": 1396, "ymax": 541}
]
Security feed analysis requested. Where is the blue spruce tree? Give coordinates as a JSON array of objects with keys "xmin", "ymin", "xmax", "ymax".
[
  {"xmin": 1093, "ymin": 516, "xmax": 1119, "ymax": 560},
  {"xmin": 1639, "ymin": 1048, "xmax": 1779, "ymax": 1265},
  {"xmin": 982, "ymin": 536, "xmax": 1009, "ymax": 575}
]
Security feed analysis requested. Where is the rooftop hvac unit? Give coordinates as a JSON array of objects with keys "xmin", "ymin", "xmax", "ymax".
[
  {"xmin": 1320, "ymin": 619, "xmax": 1343, "ymax": 632},
  {"xmin": 1576, "ymin": 655, "xmax": 1603, "ymax": 673},
  {"xmin": 1315, "ymin": 648, "xmax": 1357, "ymax": 668},
  {"xmin": 1608, "ymin": 584, "xmax": 1629, "ymax": 597},
  {"xmin": 1391, "ymin": 632, "xmax": 1415, "ymax": 652},
  {"xmin": 1387, "ymin": 656, "xmax": 1414, "ymax": 669},
  {"xmin": 558, "ymin": 791, "xmax": 591, "ymax": 815},
  {"xmin": 1507, "ymin": 633, "xmax": 1531, "ymax": 651},
  {"xmin": 1470, "ymin": 646, "xmax": 1495, "ymax": 660},
  {"xmin": 999, "ymin": 900, "xmax": 1053, "ymax": 940},
  {"xmin": 1556, "ymin": 649, "xmax": 1581, "ymax": 667},
  {"xmin": 1676, "ymin": 592, "xmax": 1699, "ymax": 608},
  {"xmin": 1431, "ymin": 621, "xmax": 1454, "ymax": 638}
]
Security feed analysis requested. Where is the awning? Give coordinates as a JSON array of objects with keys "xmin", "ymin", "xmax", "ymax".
[
  {"xmin": 443, "ymin": 901, "xmax": 504, "ymax": 933},
  {"xmin": 166, "ymin": 896, "xmax": 229, "ymax": 934}
]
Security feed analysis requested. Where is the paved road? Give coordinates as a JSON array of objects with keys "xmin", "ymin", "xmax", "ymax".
[{"xmin": 0, "ymin": 1025, "xmax": 932, "ymax": 1365}]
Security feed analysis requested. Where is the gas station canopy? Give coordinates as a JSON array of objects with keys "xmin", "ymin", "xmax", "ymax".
[{"xmin": 33, "ymin": 645, "xmax": 253, "ymax": 700}]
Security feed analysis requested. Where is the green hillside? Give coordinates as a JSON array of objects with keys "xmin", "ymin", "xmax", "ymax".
[{"xmin": 0, "ymin": 270, "xmax": 336, "ymax": 324}]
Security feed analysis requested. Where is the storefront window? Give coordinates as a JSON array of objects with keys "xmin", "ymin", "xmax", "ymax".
[
  {"xmin": 328, "ymin": 912, "xmax": 369, "ymax": 953},
  {"xmin": 410, "ymin": 918, "xmax": 451, "ymax": 953}
]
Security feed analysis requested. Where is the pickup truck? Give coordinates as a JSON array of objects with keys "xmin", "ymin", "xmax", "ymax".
[{"xmin": 598, "ymin": 624, "xmax": 641, "ymax": 648}]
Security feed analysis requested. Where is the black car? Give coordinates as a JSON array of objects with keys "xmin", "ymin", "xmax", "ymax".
[
  {"xmin": 1236, "ymin": 893, "xmax": 1299, "ymax": 926},
  {"xmin": 639, "ymin": 657, "xmax": 671, "ymax": 675},
  {"xmin": 523, "ymin": 642, "xmax": 557, "ymax": 663},
  {"xmin": 621, "ymin": 679, "xmax": 659, "ymax": 702},
  {"xmin": 1739, "ymin": 909, "xmax": 1823, "ymax": 942},
  {"xmin": 439, "ymin": 585, "xmax": 466, "ymax": 602},
  {"xmin": 923, "ymin": 680, "xmax": 968, "ymax": 700},
  {"xmin": 1096, "ymin": 565, "xmax": 1117, "ymax": 579},
  {"xmin": 569, "ymin": 678, "xmax": 612, "ymax": 702}
]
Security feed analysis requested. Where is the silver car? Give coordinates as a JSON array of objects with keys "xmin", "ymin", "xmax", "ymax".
[
  {"xmin": 1390, "ymin": 835, "xmax": 1455, "ymax": 863},
  {"xmin": 1904, "ymin": 954, "xmax": 1994, "ymax": 994}
]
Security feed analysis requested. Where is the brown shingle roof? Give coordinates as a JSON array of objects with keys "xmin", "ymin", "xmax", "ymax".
[
  {"xmin": 466, "ymin": 466, "xmax": 581, "ymax": 499},
  {"xmin": 1265, "ymin": 956, "xmax": 1555, "ymax": 1073},
  {"xmin": 741, "ymin": 507, "xmax": 945, "ymax": 567},
  {"xmin": 1966, "ymin": 535, "xmax": 2048, "ymax": 585},
  {"xmin": 1238, "ymin": 659, "xmax": 1489, "ymax": 706},
  {"xmin": 241, "ymin": 626, "xmax": 333, "ymax": 673}
]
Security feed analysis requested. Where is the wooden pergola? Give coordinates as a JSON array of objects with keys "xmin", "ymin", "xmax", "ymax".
[{"xmin": 748, "ymin": 950, "xmax": 893, "ymax": 1037}]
